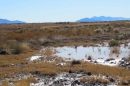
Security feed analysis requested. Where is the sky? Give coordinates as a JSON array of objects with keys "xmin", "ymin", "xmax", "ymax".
[{"xmin": 0, "ymin": 0, "xmax": 130, "ymax": 23}]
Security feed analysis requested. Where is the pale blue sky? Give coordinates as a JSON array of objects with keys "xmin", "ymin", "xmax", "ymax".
[{"xmin": 0, "ymin": 0, "xmax": 129, "ymax": 22}]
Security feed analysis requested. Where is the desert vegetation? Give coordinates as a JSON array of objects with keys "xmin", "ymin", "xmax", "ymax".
[
  {"xmin": 0, "ymin": 21, "xmax": 130, "ymax": 86},
  {"xmin": 109, "ymin": 39, "xmax": 119, "ymax": 47},
  {"xmin": 0, "ymin": 21, "xmax": 130, "ymax": 50}
]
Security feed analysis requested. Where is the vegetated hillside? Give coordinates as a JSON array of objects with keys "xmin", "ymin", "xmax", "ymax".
[
  {"xmin": 0, "ymin": 21, "xmax": 130, "ymax": 55},
  {"xmin": 78, "ymin": 16, "xmax": 130, "ymax": 22},
  {"xmin": 0, "ymin": 19, "xmax": 25, "ymax": 24}
]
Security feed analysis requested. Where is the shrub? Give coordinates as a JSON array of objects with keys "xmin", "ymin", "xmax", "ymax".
[
  {"xmin": 109, "ymin": 39, "xmax": 119, "ymax": 47},
  {"xmin": 0, "ymin": 48, "xmax": 8, "ymax": 55},
  {"xmin": 94, "ymin": 29, "xmax": 103, "ymax": 33},
  {"xmin": 71, "ymin": 60, "xmax": 81, "ymax": 65},
  {"xmin": 10, "ymin": 43, "xmax": 22, "ymax": 54},
  {"xmin": 104, "ymin": 27, "xmax": 113, "ymax": 32},
  {"xmin": 88, "ymin": 56, "xmax": 92, "ymax": 60},
  {"xmin": 5, "ymin": 40, "xmax": 23, "ymax": 54},
  {"xmin": 1, "ymin": 81, "xmax": 9, "ymax": 86},
  {"xmin": 114, "ymin": 29, "xmax": 119, "ymax": 33}
]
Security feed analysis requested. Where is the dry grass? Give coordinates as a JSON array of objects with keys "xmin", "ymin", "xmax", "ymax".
[
  {"xmin": 0, "ymin": 21, "xmax": 130, "ymax": 47},
  {"xmin": 1, "ymin": 60, "xmax": 130, "ymax": 79},
  {"xmin": 1, "ymin": 77, "xmax": 36, "ymax": 86},
  {"xmin": 59, "ymin": 62, "xmax": 130, "ymax": 80},
  {"xmin": 24, "ymin": 62, "xmax": 59, "ymax": 75},
  {"xmin": 15, "ymin": 80, "xmax": 30, "ymax": 86},
  {"xmin": 0, "ymin": 50, "xmax": 36, "ymax": 66},
  {"xmin": 1, "ymin": 81, "xmax": 9, "ymax": 86},
  {"xmin": 81, "ymin": 62, "xmax": 130, "ymax": 78},
  {"xmin": 0, "ymin": 50, "xmax": 37, "ymax": 78},
  {"xmin": 0, "ymin": 59, "xmax": 130, "ymax": 86},
  {"xmin": 0, "ymin": 53, "xmax": 130, "ymax": 80},
  {"xmin": 80, "ymin": 76, "xmax": 110, "ymax": 84},
  {"xmin": 14, "ymin": 77, "xmax": 37, "ymax": 86},
  {"xmin": 26, "ymin": 62, "xmax": 130, "ymax": 80}
]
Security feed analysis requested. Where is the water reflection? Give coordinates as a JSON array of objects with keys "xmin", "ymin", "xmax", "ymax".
[{"xmin": 54, "ymin": 44, "xmax": 130, "ymax": 60}]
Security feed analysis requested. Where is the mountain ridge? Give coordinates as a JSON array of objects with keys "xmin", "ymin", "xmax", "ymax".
[
  {"xmin": 0, "ymin": 19, "xmax": 25, "ymax": 24},
  {"xmin": 78, "ymin": 16, "xmax": 130, "ymax": 22}
]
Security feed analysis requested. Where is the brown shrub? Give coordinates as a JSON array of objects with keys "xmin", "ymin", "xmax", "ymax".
[
  {"xmin": 1, "ymin": 81, "xmax": 9, "ymax": 86},
  {"xmin": 71, "ymin": 60, "xmax": 81, "ymax": 65}
]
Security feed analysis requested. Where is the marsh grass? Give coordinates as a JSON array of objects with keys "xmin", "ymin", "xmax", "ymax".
[
  {"xmin": 80, "ymin": 76, "xmax": 110, "ymax": 84},
  {"xmin": 1, "ymin": 22, "xmax": 130, "ymax": 85},
  {"xmin": 1, "ymin": 81, "xmax": 9, "ymax": 86},
  {"xmin": 0, "ymin": 60, "xmax": 130, "ymax": 86},
  {"xmin": 1, "ymin": 60, "xmax": 130, "ymax": 80},
  {"xmin": 14, "ymin": 77, "xmax": 37, "ymax": 86}
]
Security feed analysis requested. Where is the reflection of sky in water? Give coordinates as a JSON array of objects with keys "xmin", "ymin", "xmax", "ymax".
[{"xmin": 55, "ymin": 44, "xmax": 130, "ymax": 60}]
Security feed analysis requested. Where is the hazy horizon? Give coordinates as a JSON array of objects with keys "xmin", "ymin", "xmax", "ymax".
[{"xmin": 0, "ymin": 0, "xmax": 130, "ymax": 23}]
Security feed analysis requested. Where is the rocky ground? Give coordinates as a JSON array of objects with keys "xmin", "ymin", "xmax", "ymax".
[
  {"xmin": 30, "ymin": 72, "xmax": 118, "ymax": 86},
  {"xmin": 119, "ymin": 57, "xmax": 130, "ymax": 69},
  {"xmin": 0, "ymin": 72, "xmax": 118, "ymax": 86}
]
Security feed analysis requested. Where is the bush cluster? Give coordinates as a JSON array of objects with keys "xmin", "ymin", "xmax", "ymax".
[{"xmin": 109, "ymin": 39, "xmax": 119, "ymax": 47}]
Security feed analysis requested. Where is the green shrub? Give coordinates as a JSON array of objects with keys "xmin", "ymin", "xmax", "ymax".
[{"xmin": 109, "ymin": 39, "xmax": 119, "ymax": 47}]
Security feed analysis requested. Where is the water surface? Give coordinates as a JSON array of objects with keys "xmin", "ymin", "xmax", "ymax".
[{"xmin": 54, "ymin": 44, "xmax": 130, "ymax": 61}]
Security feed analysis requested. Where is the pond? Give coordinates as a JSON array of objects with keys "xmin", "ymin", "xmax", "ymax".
[
  {"xmin": 55, "ymin": 45, "xmax": 130, "ymax": 60},
  {"xmin": 53, "ymin": 43, "xmax": 130, "ymax": 66},
  {"xmin": 30, "ymin": 43, "xmax": 130, "ymax": 66}
]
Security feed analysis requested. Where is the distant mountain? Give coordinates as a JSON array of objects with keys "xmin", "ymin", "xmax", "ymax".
[
  {"xmin": 77, "ymin": 16, "xmax": 130, "ymax": 22},
  {"xmin": 0, "ymin": 19, "xmax": 25, "ymax": 24}
]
